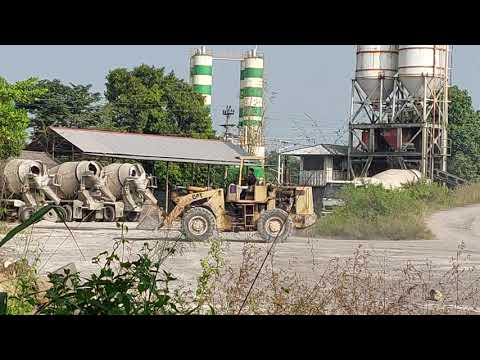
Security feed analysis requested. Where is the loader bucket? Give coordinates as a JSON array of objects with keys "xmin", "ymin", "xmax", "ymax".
[{"xmin": 136, "ymin": 203, "xmax": 165, "ymax": 230}]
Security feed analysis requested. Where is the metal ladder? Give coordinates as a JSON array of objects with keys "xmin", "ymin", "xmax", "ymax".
[{"xmin": 243, "ymin": 204, "xmax": 256, "ymax": 230}]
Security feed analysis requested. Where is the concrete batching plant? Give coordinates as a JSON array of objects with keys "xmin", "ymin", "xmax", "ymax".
[
  {"xmin": 190, "ymin": 46, "xmax": 213, "ymax": 112},
  {"xmin": 347, "ymin": 45, "xmax": 452, "ymax": 182},
  {"xmin": 189, "ymin": 46, "xmax": 266, "ymax": 158},
  {"xmin": 239, "ymin": 49, "xmax": 265, "ymax": 158}
]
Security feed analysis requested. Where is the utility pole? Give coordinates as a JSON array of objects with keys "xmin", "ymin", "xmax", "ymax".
[{"xmin": 220, "ymin": 105, "xmax": 236, "ymax": 143}]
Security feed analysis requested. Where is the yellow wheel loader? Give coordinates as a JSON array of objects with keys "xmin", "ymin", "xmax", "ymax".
[{"xmin": 137, "ymin": 157, "xmax": 317, "ymax": 242}]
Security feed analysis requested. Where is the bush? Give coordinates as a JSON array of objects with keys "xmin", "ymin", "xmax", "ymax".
[
  {"xmin": 312, "ymin": 182, "xmax": 452, "ymax": 240},
  {"xmin": 37, "ymin": 240, "xmax": 190, "ymax": 315}
]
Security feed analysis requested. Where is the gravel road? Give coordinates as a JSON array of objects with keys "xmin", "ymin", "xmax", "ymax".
[{"xmin": 1, "ymin": 204, "xmax": 479, "ymax": 290}]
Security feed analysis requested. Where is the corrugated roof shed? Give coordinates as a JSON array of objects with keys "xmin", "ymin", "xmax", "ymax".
[
  {"xmin": 280, "ymin": 144, "xmax": 348, "ymax": 156},
  {"xmin": 19, "ymin": 150, "xmax": 59, "ymax": 168},
  {"xmin": 48, "ymin": 127, "xmax": 248, "ymax": 165}
]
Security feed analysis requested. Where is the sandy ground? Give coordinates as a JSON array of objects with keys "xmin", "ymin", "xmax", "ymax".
[{"xmin": 1, "ymin": 204, "xmax": 479, "ymax": 290}]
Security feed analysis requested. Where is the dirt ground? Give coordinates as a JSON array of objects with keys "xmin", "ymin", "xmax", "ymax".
[{"xmin": 1, "ymin": 204, "xmax": 479, "ymax": 290}]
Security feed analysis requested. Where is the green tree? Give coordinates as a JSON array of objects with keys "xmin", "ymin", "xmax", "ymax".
[
  {"xmin": 0, "ymin": 77, "xmax": 46, "ymax": 159},
  {"xmin": 447, "ymin": 86, "xmax": 480, "ymax": 181},
  {"xmin": 105, "ymin": 64, "xmax": 214, "ymax": 138},
  {"xmin": 17, "ymin": 79, "xmax": 103, "ymax": 148},
  {"xmin": 105, "ymin": 64, "xmax": 216, "ymax": 187}
]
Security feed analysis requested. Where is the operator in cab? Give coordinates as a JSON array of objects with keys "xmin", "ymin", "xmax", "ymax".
[{"xmin": 240, "ymin": 168, "xmax": 257, "ymax": 200}]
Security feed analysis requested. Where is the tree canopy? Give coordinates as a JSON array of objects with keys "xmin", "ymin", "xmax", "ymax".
[
  {"xmin": 17, "ymin": 79, "xmax": 103, "ymax": 148},
  {"xmin": 447, "ymin": 85, "xmax": 480, "ymax": 181},
  {"xmin": 105, "ymin": 64, "xmax": 215, "ymax": 138},
  {"xmin": 0, "ymin": 77, "xmax": 46, "ymax": 159}
]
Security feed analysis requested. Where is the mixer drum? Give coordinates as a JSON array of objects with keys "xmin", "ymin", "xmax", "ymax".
[
  {"xmin": 0, "ymin": 159, "xmax": 45, "ymax": 194},
  {"xmin": 49, "ymin": 161, "xmax": 102, "ymax": 198}
]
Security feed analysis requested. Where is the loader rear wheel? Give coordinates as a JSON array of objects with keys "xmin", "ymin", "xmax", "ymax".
[
  {"xmin": 103, "ymin": 205, "xmax": 116, "ymax": 222},
  {"xmin": 257, "ymin": 208, "xmax": 293, "ymax": 243},
  {"xmin": 182, "ymin": 207, "xmax": 216, "ymax": 242}
]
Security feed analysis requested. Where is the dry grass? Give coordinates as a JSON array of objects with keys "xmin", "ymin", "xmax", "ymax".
[
  {"xmin": 0, "ymin": 221, "xmax": 7, "ymax": 235},
  {"xmin": 202, "ymin": 242, "xmax": 480, "ymax": 315},
  {"xmin": 451, "ymin": 183, "xmax": 480, "ymax": 207}
]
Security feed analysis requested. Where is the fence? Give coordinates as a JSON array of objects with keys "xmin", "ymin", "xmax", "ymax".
[{"xmin": 298, "ymin": 170, "xmax": 348, "ymax": 187}]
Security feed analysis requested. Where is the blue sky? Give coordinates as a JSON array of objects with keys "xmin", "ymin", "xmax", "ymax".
[{"xmin": 0, "ymin": 45, "xmax": 477, "ymax": 149}]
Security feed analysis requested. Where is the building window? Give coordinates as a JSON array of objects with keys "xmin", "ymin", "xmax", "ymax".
[
  {"xmin": 333, "ymin": 156, "xmax": 346, "ymax": 171},
  {"xmin": 303, "ymin": 156, "xmax": 323, "ymax": 171}
]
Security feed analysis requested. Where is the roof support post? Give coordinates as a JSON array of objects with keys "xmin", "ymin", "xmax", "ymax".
[
  {"xmin": 165, "ymin": 161, "xmax": 169, "ymax": 213},
  {"xmin": 207, "ymin": 164, "xmax": 211, "ymax": 188}
]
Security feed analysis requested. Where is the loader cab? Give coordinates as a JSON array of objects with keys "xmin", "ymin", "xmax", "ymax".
[{"xmin": 226, "ymin": 156, "xmax": 267, "ymax": 203}]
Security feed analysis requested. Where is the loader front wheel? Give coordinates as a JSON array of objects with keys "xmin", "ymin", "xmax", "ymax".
[
  {"xmin": 257, "ymin": 208, "xmax": 293, "ymax": 243},
  {"xmin": 182, "ymin": 207, "xmax": 216, "ymax": 242},
  {"xmin": 19, "ymin": 207, "xmax": 34, "ymax": 223}
]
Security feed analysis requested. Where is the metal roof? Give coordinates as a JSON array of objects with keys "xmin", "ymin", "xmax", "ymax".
[
  {"xmin": 49, "ymin": 127, "xmax": 248, "ymax": 165},
  {"xmin": 19, "ymin": 151, "xmax": 58, "ymax": 168},
  {"xmin": 280, "ymin": 144, "xmax": 348, "ymax": 156}
]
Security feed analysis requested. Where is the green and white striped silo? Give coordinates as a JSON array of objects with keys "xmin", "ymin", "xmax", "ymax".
[
  {"xmin": 239, "ymin": 49, "xmax": 265, "ymax": 158},
  {"xmin": 190, "ymin": 46, "xmax": 213, "ymax": 112}
]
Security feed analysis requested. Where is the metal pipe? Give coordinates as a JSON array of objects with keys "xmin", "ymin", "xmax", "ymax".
[
  {"xmin": 392, "ymin": 77, "xmax": 397, "ymax": 122},
  {"xmin": 442, "ymin": 46, "xmax": 450, "ymax": 172},
  {"xmin": 421, "ymin": 75, "xmax": 428, "ymax": 177},
  {"xmin": 348, "ymin": 79, "xmax": 355, "ymax": 179},
  {"xmin": 379, "ymin": 77, "xmax": 384, "ymax": 123},
  {"xmin": 212, "ymin": 57, "xmax": 243, "ymax": 61},
  {"xmin": 277, "ymin": 153, "xmax": 281, "ymax": 184}
]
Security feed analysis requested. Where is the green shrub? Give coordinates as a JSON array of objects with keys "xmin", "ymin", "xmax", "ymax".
[
  {"xmin": 38, "ymin": 241, "xmax": 190, "ymax": 315},
  {"xmin": 313, "ymin": 183, "xmax": 451, "ymax": 240},
  {"xmin": 4, "ymin": 259, "xmax": 39, "ymax": 315}
]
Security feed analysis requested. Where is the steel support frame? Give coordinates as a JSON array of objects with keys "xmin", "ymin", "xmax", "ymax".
[
  {"xmin": 347, "ymin": 68, "xmax": 449, "ymax": 180},
  {"xmin": 393, "ymin": 74, "xmax": 448, "ymax": 178}
]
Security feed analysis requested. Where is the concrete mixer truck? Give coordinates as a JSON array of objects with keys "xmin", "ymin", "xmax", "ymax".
[
  {"xmin": 48, "ymin": 161, "xmax": 124, "ymax": 222},
  {"xmin": 0, "ymin": 159, "xmax": 61, "ymax": 222},
  {"xmin": 103, "ymin": 163, "xmax": 158, "ymax": 222}
]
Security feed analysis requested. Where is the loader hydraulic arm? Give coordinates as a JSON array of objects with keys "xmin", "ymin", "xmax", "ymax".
[{"xmin": 163, "ymin": 189, "xmax": 219, "ymax": 226}]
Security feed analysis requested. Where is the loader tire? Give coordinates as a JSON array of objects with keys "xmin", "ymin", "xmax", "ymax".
[
  {"xmin": 62, "ymin": 204, "xmax": 73, "ymax": 222},
  {"xmin": 19, "ymin": 207, "xmax": 34, "ymax": 223},
  {"xmin": 103, "ymin": 205, "xmax": 116, "ymax": 222},
  {"xmin": 125, "ymin": 211, "xmax": 141, "ymax": 222},
  {"xmin": 181, "ymin": 207, "xmax": 216, "ymax": 242},
  {"xmin": 257, "ymin": 208, "xmax": 293, "ymax": 243}
]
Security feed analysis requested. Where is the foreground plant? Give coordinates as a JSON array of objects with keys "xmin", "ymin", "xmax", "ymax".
[{"xmin": 37, "ymin": 239, "xmax": 192, "ymax": 315}]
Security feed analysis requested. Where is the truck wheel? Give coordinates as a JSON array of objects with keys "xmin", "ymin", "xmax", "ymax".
[
  {"xmin": 62, "ymin": 205, "xmax": 73, "ymax": 222},
  {"xmin": 43, "ymin": 208, "xmax": 60, "ymax": 223},
  {"xmin": 19, "ymin": 207, "xmax": 34, "ymax": 223},
  {"xmin": 103, "ymin": 205, "xmax": 116, "ymax": 222},
  {"xmin": 257, "ymin": 208, "xmax": 293, "ymax": 243},
  {"xmin": 125, "ymin": 212, "xmax": 140, "ymax": 222},
  {"xmin": 181, "ymin": 207, "xmax": 216, "ymax": 242}
]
